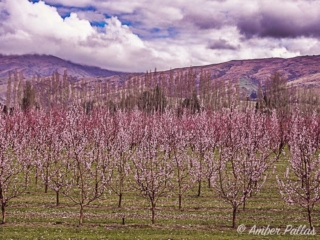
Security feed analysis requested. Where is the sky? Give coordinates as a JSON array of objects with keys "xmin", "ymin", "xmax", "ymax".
[{"xmin": 0, "ymin": 0, "xmax": 320, "ymax": 72}]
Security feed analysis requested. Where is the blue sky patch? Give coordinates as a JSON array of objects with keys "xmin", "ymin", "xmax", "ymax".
[
  {"xmin": 60, "ymin": 12, "xmax": 71, "ymax": 19},
  {"xmin": 90, "ymin": 21, "xmax": 106, "ymax": 28},
  {"xmin": 120, "ymin": 20, "xmax": 133, "ymax": 27},
  {"xmin": 144, "ymin": 27, "xmax": 179, "ymax": 39}
]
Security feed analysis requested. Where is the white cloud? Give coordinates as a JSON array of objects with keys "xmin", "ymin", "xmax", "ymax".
[
  {"xmin": 0, "ymin": 0, "xmax": 320, "ymax": 72},
  {"xmin": 75, "ymin": 10, "xmax": 106, "ymax": 23},
  {"xmin": 0, "ymin": 0, "xmax": 154, "ymax": 71}
]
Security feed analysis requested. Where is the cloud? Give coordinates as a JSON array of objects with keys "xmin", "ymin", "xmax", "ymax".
[
  {"xmin": 27, "ymin": 0, "xmax": 320, "ymax": 40},
  {"xmin": 0, "ymin": 0, "xmax": 154, "ymax": 71},
  {"xmin": 75, "ymin": 10, "xmax": 105, "ymax": 23},
  {"xmin": 236, "ymin": 0, "xmax": 320, "ymax": 39},
  {"xmin": 1, "ymin": 0, "xmax": 320, "ymax": 72},
  {"xmin": 208, "ymin": 39, "xmax": 238, "ymax": 50}
]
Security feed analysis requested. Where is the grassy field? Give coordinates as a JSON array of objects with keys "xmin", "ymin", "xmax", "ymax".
[{"xmin": 0, "ymin": 157, "xmax": 319, "ymax": 240}]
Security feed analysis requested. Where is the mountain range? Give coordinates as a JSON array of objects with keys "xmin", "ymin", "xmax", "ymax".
[
  {"xmin": 0, "ymin": 54, "xmax": 126, "ymax": 78},
  {"xmin": 194, "ymin": 55, "xmax": 320, "ymax": 90},
  {"xmin": 0, "ymin": 54, "xmax": 320, "ymax": 101}
]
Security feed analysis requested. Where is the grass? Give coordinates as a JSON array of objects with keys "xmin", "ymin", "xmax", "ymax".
[{"xmin": 0, "ymin": 157, "xmax": 319, "ymax": 239}]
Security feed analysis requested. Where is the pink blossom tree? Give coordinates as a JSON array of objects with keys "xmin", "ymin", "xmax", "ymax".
[
  {"xmin": 162, "ymin": 110, "xmax": 197, "ymax": 210},
  {"xmin": 108, "ymin": 111, "xmax": 137, "ymax": 208},
  {"xmin": 60, "ymin": 108, "xmax": 113, "ymax": 225},
  {"xmin": 277, "ymin": 110, "xmax": 320, "ymax": 230},
  {"xmin": 203, "ymin": 112, "xmax": 221, "ymax": 189},
  {"xmin": 191, "ymin": 110, "xmax": 219, "ymax": 196},
  {"xmin": 212, "ymin": 108, "xmax": 278, "ymax": 228},
  {"xmin": 21, "ymin": 110, "xmax": 40, "ymax": 186},
  {"xmin": 35, "ymin": 110, "xmax": 67, "ymax": 205},
  {"xmin": 132, "ymin": 114, "xmax": 174, "ymax": 224},
  {"xmin": 267, "ymin": 110, "xmax": 288, "ymax": 161},
  {"xmin": 0, "ymin": 111, "xmax": 31, "ymax": 224}
]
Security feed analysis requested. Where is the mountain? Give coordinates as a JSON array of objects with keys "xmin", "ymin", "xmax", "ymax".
[
  {"xmin": 0, "ymin": 54, "xmax": 132, "ymax": 103},
  {"xmin": 198, "ymin": 55, "xmax": 320, "ymax": 89},
  {"xmin": 0, "ymin": 54, "xmax": 126, "ymax": 78},
  {"xmin": 0, "ymin": 54, "xmax": 320, "ymax": 102},
  {"xmin": 152, "ymin": 55, "xmax": 320, "ymax": 95}
]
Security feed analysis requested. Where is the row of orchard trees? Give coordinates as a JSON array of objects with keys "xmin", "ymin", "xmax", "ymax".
[
  {"xmin": 4, "ymin": 68, "xmax": 238, "ymax": 113},
  {"xmin": 6, "ymin": 69, "xmax": 320, "ymax": 114},
  {"xmin": 1, "ymin": 106, "xmax": 320, "ymax": 229}
]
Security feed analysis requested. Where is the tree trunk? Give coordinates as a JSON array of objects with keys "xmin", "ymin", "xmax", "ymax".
[
  {"xmin": 1, "ymin": 202, "xmax": 6, "ymax": 224},
  {"xmin": 44, "ymin": 168, "xmax": 48, "ymax": 193},
  {"xmin": 151, "ymin": 202, "xmax": 156, "ymax": 224},
  {"xmin": 243, "ymin": 199, "xmax": 246, "ymax": 211},
  {"xmin": 307, "ymin": 206, "xmax": 313, "ymax": 230},
  {"xmin": 44, "ymin": 183, "xmax": 48, "ymax": 194},
  {"xmin": 232, "ymin": 206, "xmax": 237, "ymax": 229},
  {"xmin": 197, "ymin": 180, "xmax": 201, "ymax": 197},
  {"xmin": 95, "ymin": 182, "xmax": 98, "ymax": 195},
  {"xmin": 178, "ymin": 194, "xmax": 182, "ymax": 210},
  {"xmin": 25, "ymin": 168, "xmax": 29, "ymax": 186},
  {"xmin": 208, "ymin": 178, "xmax": 211, "ymax": 188},
  {"xmin": 79, "ymin": 204, "xmax": 84, "ymax": 226},
  {"xmin": 118, "ymin": 193, "xmax": 123, "ymax": 208},
  {"xmin": 56, "ymin": 190, "xmax": 60, "ymax": 206},
  {"xmin": 35, "ymin": 167, "xmax": 38, "ymax": 185}
]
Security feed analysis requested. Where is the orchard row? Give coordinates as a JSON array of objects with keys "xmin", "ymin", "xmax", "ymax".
[{"xmin": 0, "ymin": 107, "xmax": 320, "ymax": 229}]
